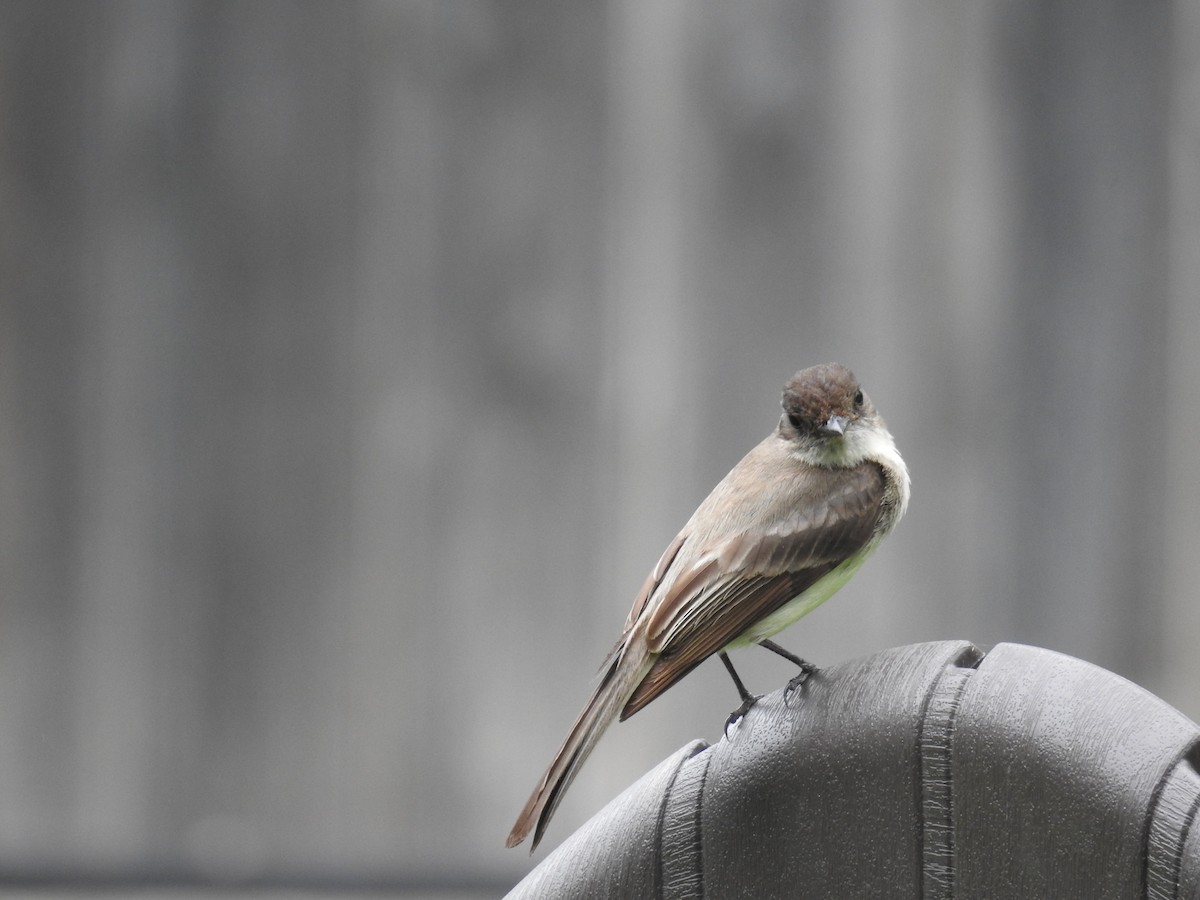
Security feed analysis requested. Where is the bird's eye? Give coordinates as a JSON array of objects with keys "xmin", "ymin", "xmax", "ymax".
[
  {"xmin": 853, "ymin": 389, "xmax": 864, "ymax": 407},
  {"xmin": 787, "ymin": 412, "xmax": 804, "ymax": 431}
]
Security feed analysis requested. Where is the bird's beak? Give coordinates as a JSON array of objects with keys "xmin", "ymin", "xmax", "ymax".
[{"xmin": 821, "ymin": 413, "xmax": 849, "ymax": 436}]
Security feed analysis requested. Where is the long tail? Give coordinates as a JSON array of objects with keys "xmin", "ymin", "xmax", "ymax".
[{"xmin": 506, "ymin": 639, "xmax": 651, "ymax": 851}]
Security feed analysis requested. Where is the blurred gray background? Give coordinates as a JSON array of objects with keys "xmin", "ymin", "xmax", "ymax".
[{"xmin": 2, "ymin": 0, "xmax": 1199, "ymax": 896}]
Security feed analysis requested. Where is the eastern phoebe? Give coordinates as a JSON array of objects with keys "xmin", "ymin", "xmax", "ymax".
[{"xmin": 506, "ymin": 363, "xmax": 910, "ymax": 851}]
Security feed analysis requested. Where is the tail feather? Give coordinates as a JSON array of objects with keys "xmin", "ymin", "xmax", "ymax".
[{"xmin": 506, "ymin": 641, "xmax": 650, "ymax": 851}]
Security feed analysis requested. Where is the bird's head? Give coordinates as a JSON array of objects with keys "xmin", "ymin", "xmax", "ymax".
[{"xmin": 778, "ymin": 362, "xmax": 885, "ymax": 467}]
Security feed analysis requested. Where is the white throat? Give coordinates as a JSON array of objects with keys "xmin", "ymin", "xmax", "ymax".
[{"xmin": 790, "ymin": 421, "xmax": 910, "ymax": 520}]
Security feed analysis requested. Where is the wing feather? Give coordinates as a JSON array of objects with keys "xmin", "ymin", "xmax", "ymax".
[{"xmin": 621, "ymin": 462, "xmax": 885, "ymax": 719}]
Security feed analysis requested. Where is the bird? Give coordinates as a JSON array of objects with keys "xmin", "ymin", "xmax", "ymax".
[{"xmin": 506, "ymin": 362, "xmax": 910, "ymax": 851}]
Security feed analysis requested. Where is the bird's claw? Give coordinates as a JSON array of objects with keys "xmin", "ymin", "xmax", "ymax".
[
  {"xmin": 783, "ymin": 663, "xmax": 819, "ymax": 705},
  {"xmin": 723, "ymin": 694, "xmax": 761, "ymax": 737}
]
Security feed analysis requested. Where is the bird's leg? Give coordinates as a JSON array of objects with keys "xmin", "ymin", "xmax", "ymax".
[
  {"xmin": 720, "ymin": 651, "xmax": 756, "ymax": 703},
  {"xmin": 759, "ymin": 639, "xmax": 819, "ymax": 702},
  {"xmin": 719, "ymin": 651, "xmax": 760, "ymax": 735}
]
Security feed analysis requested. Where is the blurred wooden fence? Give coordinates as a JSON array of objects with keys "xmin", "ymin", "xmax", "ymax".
[{"xmin": 1, "ymin": 0, "xmax": 1197, "ymax": 889}]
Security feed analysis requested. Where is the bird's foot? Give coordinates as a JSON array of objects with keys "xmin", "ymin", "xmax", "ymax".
[
  {"xmin": 783, "ymin": 662, "xmax": 819, "ymax": 705},
  {"xmin": 723, "ymin": 693, "xmax": 762, "ymax": 737}
]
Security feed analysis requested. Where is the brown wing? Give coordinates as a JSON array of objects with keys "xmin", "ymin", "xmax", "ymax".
[{"xmin": 621, "ymin": 462, "xmax": 886, "ymax": 719}]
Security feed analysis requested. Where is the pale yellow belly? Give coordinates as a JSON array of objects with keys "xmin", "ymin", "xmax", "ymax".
[{"xmin": 723, "ymin": 547, "xmax": 873, "ymax": 649}]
